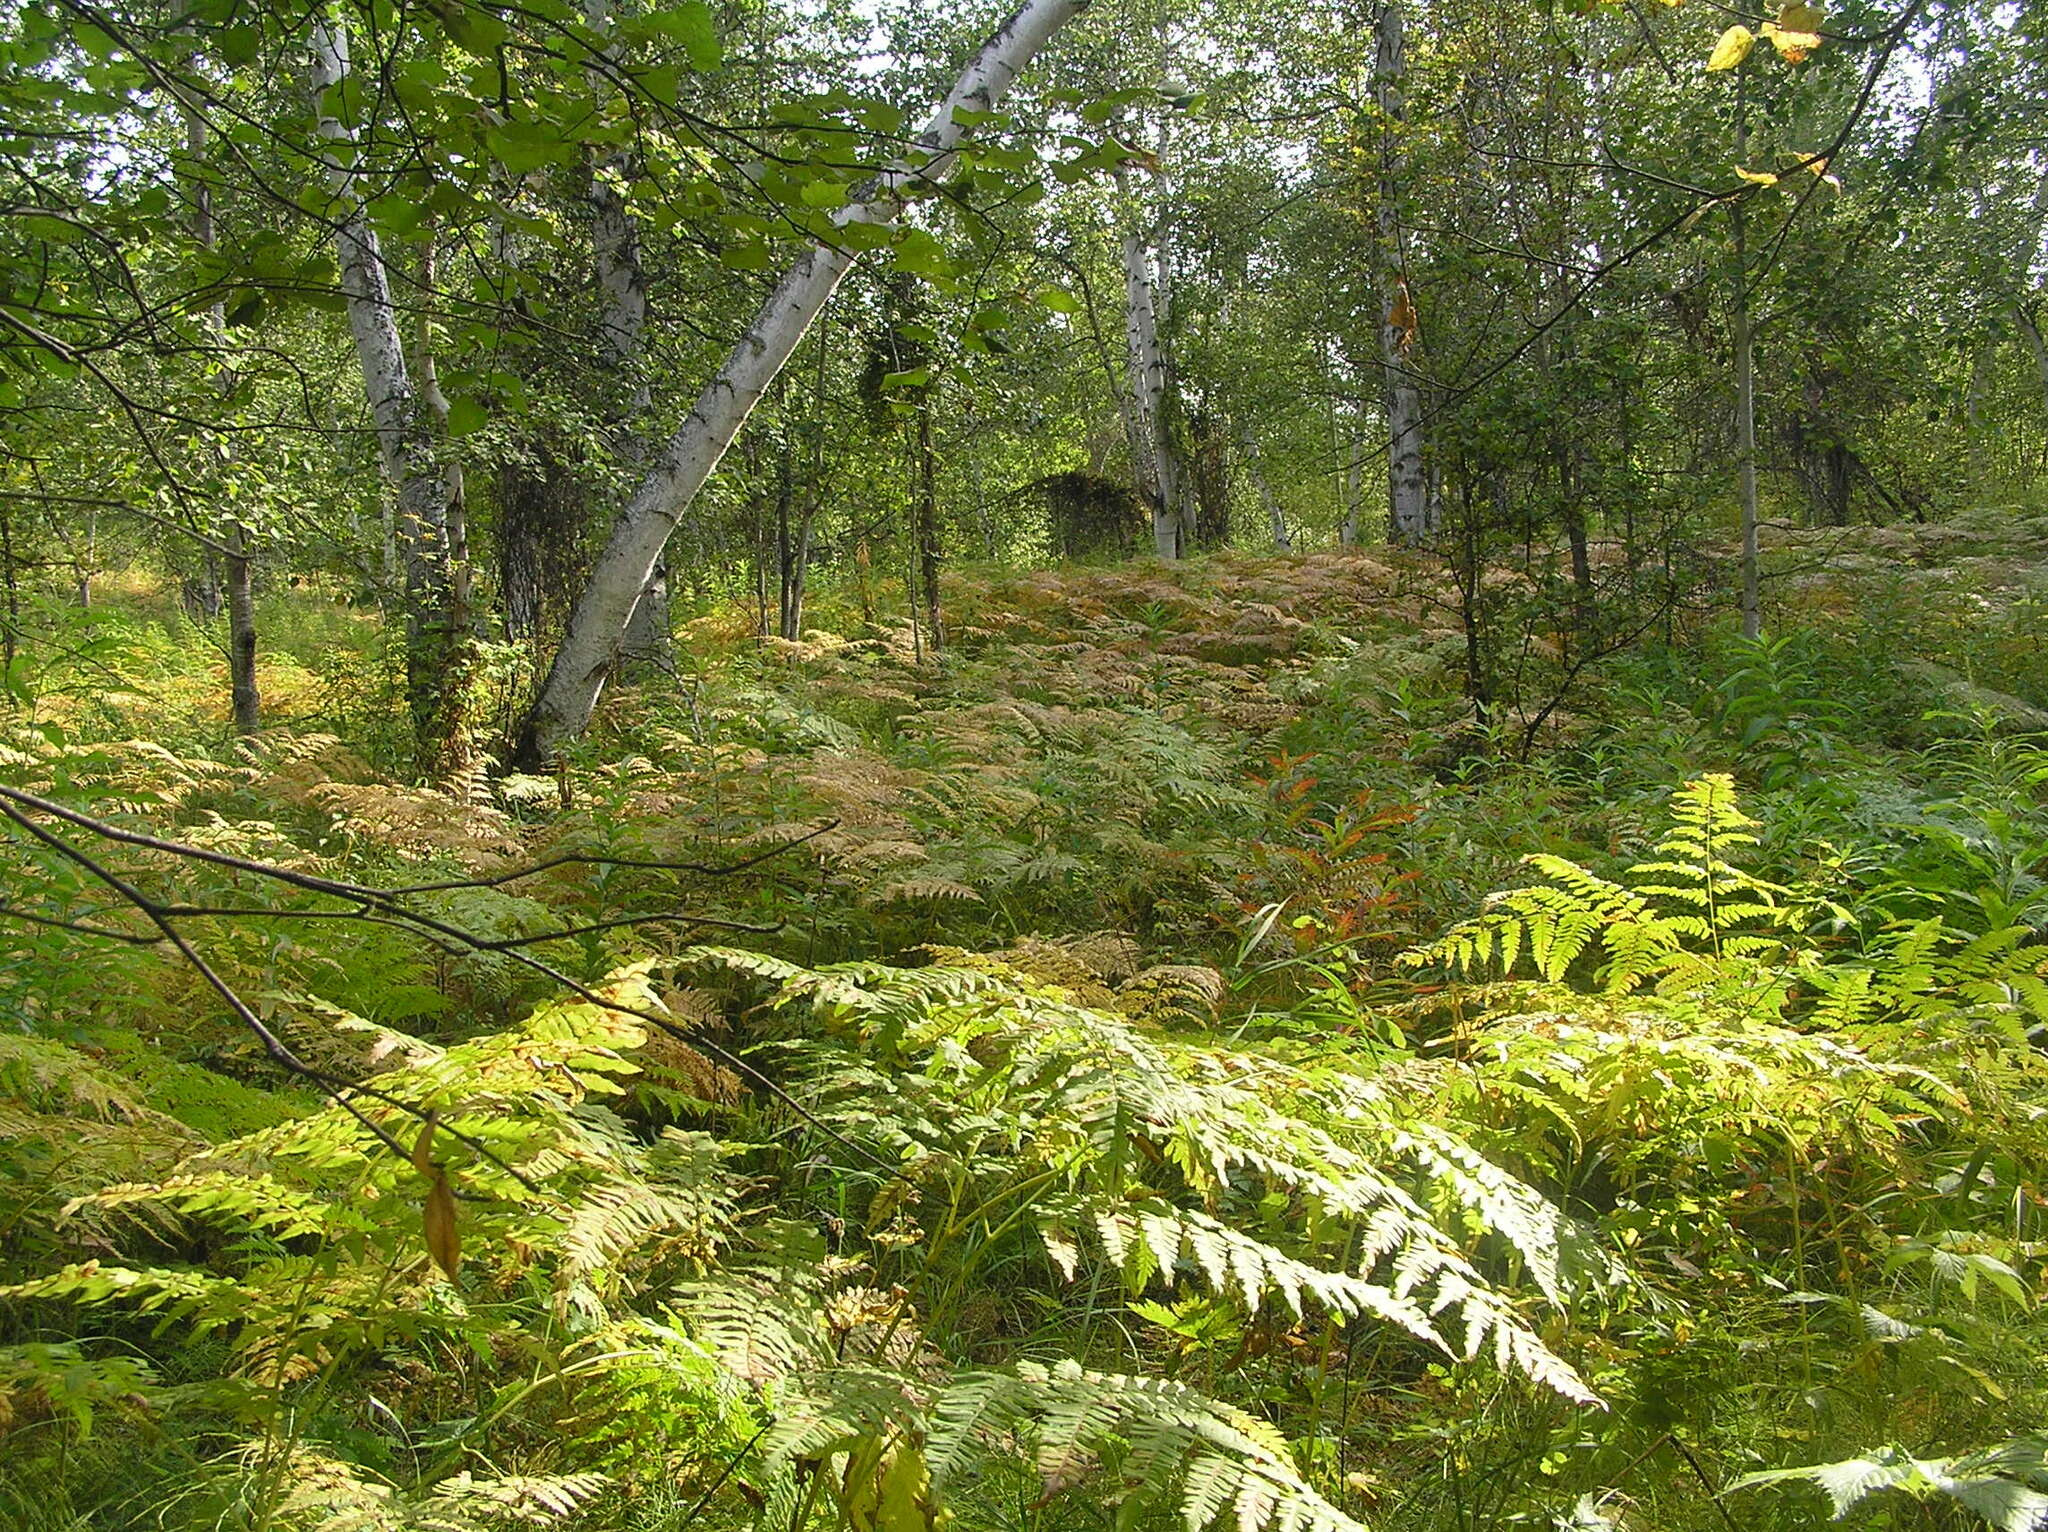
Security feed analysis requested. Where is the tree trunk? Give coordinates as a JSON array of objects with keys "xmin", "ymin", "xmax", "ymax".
[
  {"xmin": 586, "ymin": 0, "xmax": 667, "ymax": 670},
  {"xmin": 914, "ymin": 403, "xmax": 944, "ymax": 653},
  {"xmin": 1237, "ymin": 423, "xmax": 1290, "ymax": 550},
  {"xmin": 177, "ymin": 36, "xmax": 260, "ymax": 734},
  {"xmin": 311, "ymin": 8, "xmax": 455, "ymax": 772},
  {"xmin": 1966, "ymin": 338, "xmax": 1995, "ymax": 486},
  {"xmin": 1117, "ymin": 173, "xmax": 1189, "ymax": 559},
  {"xmin": 516, "ymin": 0, "xmax": 1084, "ymax": 763},
  {"xmin": 2017, "ymin": 304, "xmax": 2048, "ymax": 441},
  {"xmin": 224, "ymin": 522, "xmax": 260, "ymax": 732},
  {"xmin": 1375, "ymin": 0, "xmax": 1433, "ymax": 548}
]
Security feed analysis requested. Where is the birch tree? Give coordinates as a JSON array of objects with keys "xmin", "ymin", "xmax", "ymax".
[
  {"xmin": 1374, "ymin": 0, "xmax": 1434, "ymax": 548},
  {"xmin": 310, "ymin": 7, "xmax": 460, "ymax": 769},
  {"xmin": 515, "ymin": 0, "xmax": 1088, "ymax": 762},
  {"xmin": 1118, "ymin": 166, "xmax": 1196, "ymax": 558},
  {"xmin": 172, "ymin": 18, "xmax": 259, "ymax": 734}
]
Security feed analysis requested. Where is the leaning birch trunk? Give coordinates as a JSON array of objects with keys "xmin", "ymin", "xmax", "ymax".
[
  {"xmin": 311, "ymin": 8, "xmax": 454, "ymax": 771},
  {"xmin": 515, "ymin": 0, "xmax": 1086, "ymax": 761},
  {"xmin": 175, "ymin": 49, "xmax": 260, "ymax": 733},
  {"xmin": 1374, "ymin": 0, "xmax": 1432, "ymax": 547}
]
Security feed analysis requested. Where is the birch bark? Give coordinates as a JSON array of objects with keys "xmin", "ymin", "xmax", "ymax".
[
  {"xmin": 310, "ymin": 8, "xmax": 455, "ymax": 766},
  {"xmin": 1117, "ymin": 167, "xmax": 1194, "ymax": 558},
  {"xmin": 1237, "ymin": 423, "xmax": 1290, "ymax": 550},
  {"xmin": 517, "ymin": 0, "xmax": 1086, "ymax": 760},
  {"xmin": 585, "ymin": 0, "xmax": 670, "ymax": 667}
]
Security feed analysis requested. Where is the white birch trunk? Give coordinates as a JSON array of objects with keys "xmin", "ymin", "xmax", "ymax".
[
  {"xmin": 1375, "ymin": 0, "xmax": 1432, "ymax": 547},
  {"xmin": 311, "ymin": 8, "xmax": 453, "ymax": 757},
  {"xmin": 2018, "ymin": 305, "xmax": 2048, "ymax": 429},
  {"xmin": 585, "ymin": 0, "xmax": 668, "ymax": 665},
  {"xmin": 1119, "ymin": 209, "xmax": 1177, "ymax": 557},
  {"xmin": 1116, "ymin": 166, "xmax": 1194, "ymax": 559},
  {"xmin": 1237, "ymin": 423, "xmax": 1290, "ymax": 550},
  {"xmin": 519, "ymin": 0, "xmax": 1086, "ymax": 759}
]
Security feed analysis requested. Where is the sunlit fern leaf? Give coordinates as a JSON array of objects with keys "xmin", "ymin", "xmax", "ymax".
[
  {"xmin": 923, "ymin": 1360, "xmax": 1366, "ymax": 1532},
  {"xmin": 1731, "ymin": 1438, "xmax": 2048, "ymax": 1531}
]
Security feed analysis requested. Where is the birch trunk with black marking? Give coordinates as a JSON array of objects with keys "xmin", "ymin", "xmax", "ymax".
[
  {"xmin": 1117, "ymin": 168, "xmax": 1192, "ymax": 558},
  {"xmin": 1375, "ymin": 0, "xmax": 1432, "ymax": 547},
  {"xmin": 311, "ymin": 8, "xmax": 455, "ymax": 770},
  {"xmin": 586, "ymin": 0, "xmax": 669, "ymax": 667},
  {"xmin": 1238, "ymin": 423, "xmax": 1290, "ymax": 550},
  {"xmin": 516, "ymin": 0, "xmax": 1086, "ymax": 762}
]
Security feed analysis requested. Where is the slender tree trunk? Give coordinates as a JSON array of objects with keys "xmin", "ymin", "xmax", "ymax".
[
  {"xmin": 0, "ymin": 498, "xmax": 17, "ymax": 692},
  {"xmin": 224, "ymin": 522, "xmax": 260, "ymax": 732},
  {"xmin": 915, "ymin": 403, "xmax": 943, "ymax": 652},
  {"xmin": 1340, "ymin": 428, "xmax": 1365, "ymax": 546},
  {"xmin": 1375, "ymin": 0, "xmax": 1432, "ymax": 547},
  {"xmin": 2008, "ymin": 170, "xmax": 2048, "ymax": 441},
  {"xmin": 1118, "ymin": 172, "xmax": 1188, "ymax": 558},
  {"xmin": 586, "ymin": 0, "xmax": 668, "ymax": 670},
  {"xmin": 516, "ymin": 0, "xmax": 1084, "ymax": 762},
  {"xmin": 1538, "ymin": 319, "xmax": 1594, "ymax": 642},
  {"xmin": 177, "ymin": 44, "xmax": 260, "ymax": 734},
  {"xmin": 75, "ymin": 511, "xmax": 94, "ymax": 608},
  {"xmin": 1237, "ymin": 423, "xmax": 1290, "ymax": 550},
  {"xmin": 2017, "ymin": 304, "xmax": 2048, "ymax": 442},
  {"xmin": 1966, "ymin": 338, "xmax": 1996, "ymax": 486},
  {"xmin": 1732, "ymin": 100, "xmax": 1761, "ymax": 643},
  {"xmin": 311, "ymin": 8, "xmax": 454, "ymax": 771}
]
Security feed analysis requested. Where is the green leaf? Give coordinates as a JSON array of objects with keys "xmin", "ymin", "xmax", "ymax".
[
  {"xmin": 445, "ymin": 394, "xmax": 487, "ymax": 436},
  {"xmin": 647, "ymin": 0, "xmax": 720, "ymax": 70}
]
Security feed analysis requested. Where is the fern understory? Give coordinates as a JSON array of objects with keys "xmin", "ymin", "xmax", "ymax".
[{"xmin": 3, "ymin": 543, "xmax": 2048, "ymax": 1531}]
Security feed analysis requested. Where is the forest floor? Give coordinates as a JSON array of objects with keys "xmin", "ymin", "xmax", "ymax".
[{"xmin": 4, "ymin": 512, "xmax": 2048, "ymax": 1532}]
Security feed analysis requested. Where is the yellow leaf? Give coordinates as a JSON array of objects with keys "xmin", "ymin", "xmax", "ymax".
[
  {"xmin": 1762, "ymin": 21, "xmax": 1821, "ymax": 60},
  {"xmin": 1778, "ymin": 1, "xmax": 1824, "ymax": 30},
  {"xmin": 1802, "ymin": 154, "xmax": 1843, "ymax": 189},
  {"xmin": 423, "ymin": 1173, "xmax": 461, "ymax": 1281},
  {"xmin": 1705, "ymin": 24, "xmax": 1755, "ymax": 71},
  {"xmin": 877, "ymin": 1444, "xmax": 935, "ymax": 1532},
  {"xmin": 1734, "ymin": 166, "xmax": 1780, "ymax": 186},
  {"xmin": 411, "ymin": 1114, "xmax": 437, "ymax": 1178}
]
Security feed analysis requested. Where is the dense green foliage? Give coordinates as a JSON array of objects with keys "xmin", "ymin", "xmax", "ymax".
[{"xmin": 2, "ymin": 528, "xmax": 2047, "ymax": 1530}]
